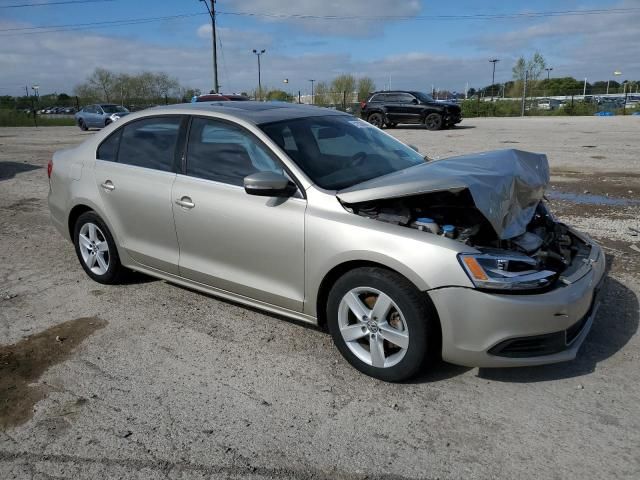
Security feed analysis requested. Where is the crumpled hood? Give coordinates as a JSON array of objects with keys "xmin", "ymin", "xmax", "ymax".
[{"xmin": 337, "ymin": 149, "xmax": 550, "ymax": 240}]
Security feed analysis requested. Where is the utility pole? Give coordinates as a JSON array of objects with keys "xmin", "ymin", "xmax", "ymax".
[
  {"xmin": 200, "ymin": 0, "xmax": 219, "ymax": 93},
  {"xmin": 252, "ymin": 49, "xmax": 266, "ymax": 100},
  {"xmin": 308, "ymin": 79, "xmax": 315, "ymax": 104},
  {"xmin": 489, "ymin": 58, "xmax": 499, "ymax": 101},
  {"xmin": 583, "ymin": 77, "xmax": 587, "ymax": 96},
  {"xmin": 521, "ymin": 70, "xmax": 528, "ymax": 117}
]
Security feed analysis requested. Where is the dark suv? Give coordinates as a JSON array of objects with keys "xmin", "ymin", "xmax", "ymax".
[{"xmin": 360, "ymin": 91, "xmax": 462, "ymax": 130}]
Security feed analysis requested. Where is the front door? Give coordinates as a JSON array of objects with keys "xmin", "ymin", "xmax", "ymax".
[
  {"xmin": 172, "ymin": 117, "xmax": 306, "ymax": 311},
  {"xmin": 94, "ymin": 115, "xmax": 185, "ymax": 274}
]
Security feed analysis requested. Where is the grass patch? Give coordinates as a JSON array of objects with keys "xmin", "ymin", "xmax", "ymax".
[{"xmin": 0, "ymin": 110, "xmax": 76, "ymax": 127}]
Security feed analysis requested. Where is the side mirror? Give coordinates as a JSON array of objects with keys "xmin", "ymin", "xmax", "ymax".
[
  {"xmin": 411, "ymin": 98, "xmax": 419, "ymax": 105},
  {"xmin": 244, "ymin": 171, "xmax": 296, "ymax": 197}
]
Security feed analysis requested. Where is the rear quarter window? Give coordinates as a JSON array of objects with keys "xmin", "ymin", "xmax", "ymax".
[{"xmin": 96, "ymin": 129, "xmax": 122, "ymax": 162}]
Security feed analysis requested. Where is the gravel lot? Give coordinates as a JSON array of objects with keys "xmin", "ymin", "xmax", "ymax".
[{"xmin": 1, "ymin": 117, "xmax": 639, "ymax": 479}]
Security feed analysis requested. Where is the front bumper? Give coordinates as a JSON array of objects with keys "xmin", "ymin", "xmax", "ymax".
[
  {"xmin": 445, "ymin": 111, "xmax": 462, "ymax": 125},
  {"xmin": 429, "ymin": 240, "xmax": 606, "ymax": 368}
]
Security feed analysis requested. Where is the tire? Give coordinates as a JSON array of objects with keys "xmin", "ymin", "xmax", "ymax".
[
  {"xmin": 79, "ymin": 119, "xmax": 88, "ymax": 131},
  {"xmin": 423, "ymin": 113, "xmax": 443, "ymax": 131},
  {"xmin": 73, "ymin": 211, "xmax": 125, "ymax": 284},
  {"xmin": 104, "ymin": 119, "xmax": 112, "ymax": 127},
  {"xmin": 367, "ymin": 113, "xmax": 385, "ymax": 128},
  {"xmin": 327, "ymin": 267, "xmax": 439, "ymax": 382}
]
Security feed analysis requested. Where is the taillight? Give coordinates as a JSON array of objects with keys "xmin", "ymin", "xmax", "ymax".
[{"xmin": 47, "ymin": 158, "xmax": 53, "ymax": 178}]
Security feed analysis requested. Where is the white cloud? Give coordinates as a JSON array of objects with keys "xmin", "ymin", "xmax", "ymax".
[
  {"xmin": 470, "ymin": 1, "xmax": 640, "ymax": 80},
  {"xmin": 221, "ymin": 0, "xmax": 422, "ymax": 36}
]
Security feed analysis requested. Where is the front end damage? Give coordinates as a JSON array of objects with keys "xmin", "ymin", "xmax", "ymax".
[
  {"xmin": 337, "ymin": 148, "xmax": 606, "ymax": 366},
  {"xmin": 337, "ymin": 149, "xmax": 597, "ymax": 293}
]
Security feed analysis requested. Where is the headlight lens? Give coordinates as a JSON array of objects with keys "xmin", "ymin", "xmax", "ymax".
[
  {"xmin": 458, "ymin": 252, "xmax": 556, "ymax": 291},
  {"xmin": 110, "ymin": 114, "xmax": 120, "ymax": 120}
]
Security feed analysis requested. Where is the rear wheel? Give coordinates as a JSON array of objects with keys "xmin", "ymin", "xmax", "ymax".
[
  {"xmin": 424, "ymin": 113, "xmax": 443, "ymax": 131},
  {"xmin": 367, "ymin": 113, "xmax": 385, "ymax": 128},
  {"xmin": 78, "ymin": 119, "xmax": 88, "ymax": 131},
  {"xmin": 327, "ymin": 267, "xmax": 438, "ymax": 382},
  {"xmin": 73, "ymin": 211, "xmax": 125, "ymax": 284}
]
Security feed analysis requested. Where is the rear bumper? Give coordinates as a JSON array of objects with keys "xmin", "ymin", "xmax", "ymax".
[{"xmin": 429, "ymin": 241, "xmax": 606, "ymax": 368}]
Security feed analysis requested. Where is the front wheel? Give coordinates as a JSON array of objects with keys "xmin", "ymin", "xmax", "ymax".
[
  {"xmin": 73, "ymin": 211, "xmax": 125, "ymax": 284},
  {"xmin": 423, "ymin": 113, "xmax": 443, "ymax": 131},
  {"xmin": 367, "ymin": 113, "xmax": 385, "ymax": 128},
  {"xmin": 78, "ymin": 119, "xmax": 88, "ymax": 131},
  {"xmin": 327, "ymin": 267, "xmax": 439, "ymax": 382}
]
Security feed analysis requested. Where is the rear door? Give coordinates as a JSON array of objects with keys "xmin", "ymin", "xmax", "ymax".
[
  {"xmin": 94, "ymin": 115, "xmax": 186, "ymax": 274},
  {"xmin": 396, "ymin": 92, "xmax": 422, "ymax": 123},
  {"xmin": 172, "ymin": 116, "xmax": 306, "ymax": 311}
]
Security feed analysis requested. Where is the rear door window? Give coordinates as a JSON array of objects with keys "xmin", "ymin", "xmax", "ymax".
[{"xmin": 117, "ymin": 117, "xmax": 182, "ymax": 172}]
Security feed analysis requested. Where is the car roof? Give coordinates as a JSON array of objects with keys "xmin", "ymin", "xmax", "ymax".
[{"xmin": 152, "ymin": 101, "xmax": 349, "ymax": 125}]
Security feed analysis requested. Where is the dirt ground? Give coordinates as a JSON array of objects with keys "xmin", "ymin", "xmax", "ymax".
[{"xmin": 1, "ymin": 117, "xmax": 639, "ymax": 479}]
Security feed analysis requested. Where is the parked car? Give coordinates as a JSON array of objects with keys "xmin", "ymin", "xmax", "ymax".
[
  {"xmin": 62, "ymin": 107, "xmax": 77, "ymax": 114},
  {"xmin": 75, "ymin": 104, "xmax": 130, "ymax": 130},
  {"xmin": 48, "ymin": 102, "xmax": 605, "ymax": 381},
  {"xmin": 360, "ymin": 91, "xmax": 462, "ymax": 130},
  {"xmin": 536, "ymin": 98, "xmax": 561, "ymax": 110},
  {"xmin": 191, "ymin": 93, "xmax": 250, "ymax": 103}
]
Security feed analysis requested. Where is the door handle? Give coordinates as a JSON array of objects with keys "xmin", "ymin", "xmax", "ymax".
[
  {"xmin": 101, "ymin": 180, "xmax": 115, "ymax": 191},
  {"xmin": 175, "ymin": 196, "xmax": 195, "ymax": 209}
]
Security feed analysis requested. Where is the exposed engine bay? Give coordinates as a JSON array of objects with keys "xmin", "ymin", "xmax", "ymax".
[{"xmin": 343, "ymin": 189, "xmax": 589, "ymax": 283}]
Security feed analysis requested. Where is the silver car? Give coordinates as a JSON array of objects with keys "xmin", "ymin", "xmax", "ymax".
[
  {"xmin": 48, "ymin": 102, "xmax": 605, "ymax": 381},
  {"xmin": 75, "ymin": 104, "xmax": 130, "ymax": 131}
]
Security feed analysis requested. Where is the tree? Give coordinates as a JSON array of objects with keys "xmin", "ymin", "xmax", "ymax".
[
  {"xmin": 265, "ymin": 89, "xmax": 291, "ymax": 102},
  {"xmin": 87, "ymin": 67, "xmax": 116, "ymax": 102},
  {"xmin": 512, "ymin": 52, "xmax": 546, "ymax": 81},
  {"xmin": 313, "ymin": 81, "xmax": 330, "ymax": 105},
  {"xmin": 357, "ymin": 77, "xmax": 376, "ymax": 102},
  {"xmin": 330, "ymin": 74, "xmax": 356, "ymax": 106}
]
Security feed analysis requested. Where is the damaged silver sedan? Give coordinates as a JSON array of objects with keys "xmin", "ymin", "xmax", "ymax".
[{"xmin": 48, "ymin": 102, "xmax": 605, "ymax": 381}]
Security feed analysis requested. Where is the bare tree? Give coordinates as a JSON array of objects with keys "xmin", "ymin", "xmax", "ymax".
[{"xmin": 357, "ymin": 77, "xmax": 376, "ymax": 101}]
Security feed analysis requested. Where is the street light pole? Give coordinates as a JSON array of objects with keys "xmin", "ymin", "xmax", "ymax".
[
  {"xmin": 252, "ymin": 49, "xmax": 266, "ymax": 100},
  {"xmin": 308, "ymin": 79, "xmax": 315, "ymax": 104},
  {"xmin": 199, "ymin": 0, "xmax": 219, "ymax": 93},
  {"xmin": 545, "ymin": 67, "xmax": 553, "ymax": 81},
  {"xmin": 489, "ymin": 58, "xmax": 499, "ymax": 101}
]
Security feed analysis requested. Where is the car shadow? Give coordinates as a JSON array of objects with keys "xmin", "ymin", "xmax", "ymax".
[
  {"xmin": 119, "ymin": 270, "xmax": 159, "ymax": 285},
  {"xmin": 393, "ymin": 125, "xmax": 476, "ymax": 131},
  {"xmin": 477, "ymin": 274, "xmax": 638, "ymax": 383},
  {"xmin": 0, "ymin": 161, "xmax": 41, "ymax": 181}
]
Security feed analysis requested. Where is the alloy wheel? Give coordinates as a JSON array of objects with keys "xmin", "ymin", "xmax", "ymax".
[
  {"xmin": 337, "ymin": 287, "xmax": 409, "ymax": 368},
  {"xmin": 78, "ymin": 222, "xmax": 110, "ymax": 275}
]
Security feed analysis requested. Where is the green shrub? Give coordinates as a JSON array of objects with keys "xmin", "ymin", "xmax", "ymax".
[{"xmin": 0, "ymin": 110, "xmax": 76, "ymax": 127}]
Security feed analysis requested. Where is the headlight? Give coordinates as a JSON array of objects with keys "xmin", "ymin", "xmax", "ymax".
[
  {"xmin": 110, "ymin": 114, "xmax": 121, "ymax": 121},
  {"xmin": 458, "ymin": 252, "xmax": 556, "ymax": 291}
]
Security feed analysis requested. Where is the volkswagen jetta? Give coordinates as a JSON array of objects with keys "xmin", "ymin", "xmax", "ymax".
[{"xmin": 48, "ymin": 102, "xmax": 605, "ymax": 381}]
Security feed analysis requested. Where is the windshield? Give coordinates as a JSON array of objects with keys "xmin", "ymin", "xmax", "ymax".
[
  {"xmin": 412, "ymin": 92, "xmax": 434, "ymax": 103},
  {"xmin": 260, "ymin": 115, "xmax": 426, "ymax": 190},
  {"xmin": 101, "ymin": 105, "xmax": 129, "ymax": 114}
]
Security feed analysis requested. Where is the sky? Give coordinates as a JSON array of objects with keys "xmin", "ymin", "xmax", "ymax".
[{"xmin": 0, "ymin": 0, "xmax": 639, "ymax": 97}]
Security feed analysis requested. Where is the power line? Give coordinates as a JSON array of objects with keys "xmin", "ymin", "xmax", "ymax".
[
  {"xmin": 0, "ymin": 0, "xmax": 114, "ymax": 8},
  {"xmin": 0, "ymin": 5, "xmax": 638, "ymax": 37},
  {"xmin": 216, "ymin": 7, "xmax": 640, "ymax": 21},
  {"xmin": 0, "ymin": 12, "xmax": 206, "ymax": 36}
]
